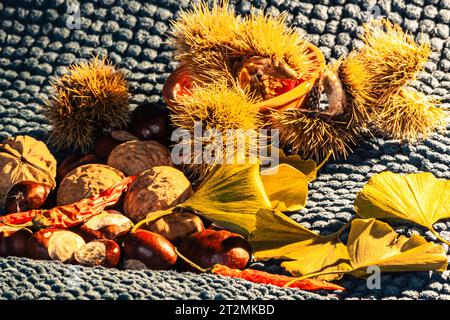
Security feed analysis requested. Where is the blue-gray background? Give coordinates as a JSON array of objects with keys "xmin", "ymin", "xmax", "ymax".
[{"xmin": 0, "ymin": 0, "xmax": 449, "ymax": 300}]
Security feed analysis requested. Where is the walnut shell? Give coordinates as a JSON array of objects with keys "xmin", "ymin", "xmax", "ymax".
[
  {"xmin": 124, "ymin": 166, "xmax": 193, "ymax": 223},
  {"xmin": 0, "ymin": 135, "xmax": 57, "ymax": 207},
  {"xmin": 57, "ymin": 164, "xmax": 125, "ymax": 206},
  {"xmin": 107, "ymin": 140, "xmax": 173, "ymax": 176}
]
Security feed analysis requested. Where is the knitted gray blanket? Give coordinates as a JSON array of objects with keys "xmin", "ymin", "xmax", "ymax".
[{"xmin": 0, "ymin": 0, "xmax": 449, "ymax": 300}]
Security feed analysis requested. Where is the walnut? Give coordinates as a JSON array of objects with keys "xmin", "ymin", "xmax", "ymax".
[
  {"xmin": 124, "ymin": 166, "xmax": 193, "ymax": 223},
  {"xmin": 0, "ymin": 135, "xmax": 57, "ymax": 207},
  {"xmin": 107, "ymin": 140, "xmax": 173, "ymax": 176},
  {"xmin": 57, "ymin": 164, "xmax": 125, "ymax": 206}
]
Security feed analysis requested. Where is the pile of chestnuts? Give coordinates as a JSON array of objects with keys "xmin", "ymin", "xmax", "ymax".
[{"xmin": 0, "ymin": 102, "xmax": 252, "ymax": 273}]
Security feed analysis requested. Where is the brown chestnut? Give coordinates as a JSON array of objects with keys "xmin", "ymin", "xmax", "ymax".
[
  {"xmin": 145, "ymin": 212, "xmax": 204, "ymax": 245},
  {"xmin": 5, "ymin": 181, "xmax": 51, "ymax": 214},
  {"xmin": 0, "ymin": 226, "xmax": 32, "ymax": 257},
  {"xmin": 27, "ymin": 229, "xmax": 85, "ymax": 262},
  {"xmin": 162, "ymin": 66, "xmax": 193, "ymax": 108},
  {"xmin": 178, "ymin": 229, "xmax": 251, "ymax": 271},
  {"xmin": 78, "ymin": 211, "xmax": 133, "ymax": 241},
  {"xmin": 128, "ymin": 102, "xmax": 171, "ymax": 144},
  {"xmin": 74, "ymin": 239, "xmax": 121, "ymax": 267},
  {"xmin": 57, "ymin": 154, "xmax": 99, "ymax": 180},
  {"xmin": 121, "ymin": 230, "xmax": 177, "ymax": 270}
]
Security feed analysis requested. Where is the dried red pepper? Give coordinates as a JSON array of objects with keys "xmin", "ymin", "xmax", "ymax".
[
  {"xmin": 211, "ymin": 265, "xmax": 345, "ymax": 292},
  {"xmin": 0, "ymin": 176, "xmax": 135, "ymax": 230}
]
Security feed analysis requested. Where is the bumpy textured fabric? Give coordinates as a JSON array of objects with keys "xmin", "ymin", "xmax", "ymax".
[{"xmin": 0, "ymin": 0, "xmax": 449, "ymax": 300}]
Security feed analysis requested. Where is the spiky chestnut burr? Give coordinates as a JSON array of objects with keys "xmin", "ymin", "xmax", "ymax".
[
  {"xmin": 168, "ymin": 1, "xmax": 316, "ymax": 101},
  {"xmin": 378, "ymin": 87, "xmax": 447, "ymax": 141},
  {"xmin": 351, "ymin": 19, "xmax": 430, "ymax": 101},
  {"xmin": 232, "ymin": 11, "xmax": 317, "ymax": 94},
  {"xmin": 169, "ymin": 81, "xmax": 263, "ymax": 180},
  {"xmin": 169, "ymin": 0, "xmax": 239, "ymax": 85},
  {"xmin": 270, "ymin": 65, "xmax": 365, "ymax": 161},
  {"xmin": 339, "ymin": 19, "xmax": 446, "ymax": 140},
  {"xmin": 45, "ymin": 55, "xmax": 130, "ymax": 152}
]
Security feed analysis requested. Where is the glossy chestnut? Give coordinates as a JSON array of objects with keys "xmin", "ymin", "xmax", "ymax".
[
  {"xmin": 74, "ymin": 239, "xmax": 121, "ymax": 267},
  {"xmin": 57, "ymin": 154, "xmax": 99, "ymax": 180},
  {"xmin": 128, "ymin": 102, "xmax": 171, "ymax": 144},
  {"xmin": 178, "ymin": 229, "xmax": 251, "ymax": 271},
  {"xmin": 121, "ymin": 229, "xmax": 177, "ymax": 270},
  {"xmin": 0, "ymin": 226, "xmax": 32, "ymax": 257},
  {"xmin": 27, "ymin": 229, "xmax": 85, "ymax": 262},
  {"xmin": 5, "ymin": 181, "xmax": 51, "ymax": 214}
]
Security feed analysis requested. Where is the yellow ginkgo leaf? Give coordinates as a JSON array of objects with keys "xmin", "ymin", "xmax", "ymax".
[
  {"xmin": 261, "ymin": 164, "xmax": 311, "ymax": 211},
  {"xmin": 281, "ymin": 239, "xmax": 351, "ymax": 282},
  {"xmin": 354, "ymin": 171, "xmax": 450, "ymax": 245},
  {"xmin": 277, "ymin": 148, "xmax": 319, "ymax": 180},
  {"xmin": 260, "ymin": 148, "xmax": 327, "ymax": 212},
  {"xmin": 250, "ymin": 209, "xmax": 351, "ymax": 281},
  {"xmin": 284, "ymin": 218, "xmax": 447, "ymax": 285},
  {"xmin": 181, "ymin": 164, "xmax": 272, "ymax": 237},
  {"xmin": 347, "ymin": 219, "xmax": 448, "ymax": 277}
]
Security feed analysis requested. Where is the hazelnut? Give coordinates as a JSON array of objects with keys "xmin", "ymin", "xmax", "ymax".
[
  {"xmin": 124, "ymin": 166, "xmax": 192, "ymax": 223},
  {"xmin": 107, "ymin": 140, "xmax": 173, "ymax": 176}
]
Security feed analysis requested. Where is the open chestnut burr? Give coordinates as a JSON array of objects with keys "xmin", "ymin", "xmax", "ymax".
[{"xmin": 162, "ymin": 43, "xmax": 326, "ymax": 114}]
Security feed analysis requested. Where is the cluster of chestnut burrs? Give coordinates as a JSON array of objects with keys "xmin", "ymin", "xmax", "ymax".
[{"xmin": 161, "ymin": 1, "xmax": 447, "ymax": 174}]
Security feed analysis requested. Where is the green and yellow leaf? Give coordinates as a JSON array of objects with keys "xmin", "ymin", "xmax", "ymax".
[
  {"xmin": 181, "ymin": 164, "xmax": 272, "ymax": 237},
  {"xmin": 250, "ymin": 209, "xmax": 351, "ymax": 281}
]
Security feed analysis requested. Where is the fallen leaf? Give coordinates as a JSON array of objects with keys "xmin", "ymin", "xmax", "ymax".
[
  {"xmin": 277, "ymin": 148, "xmax": 319, "ymax": 180},
  {"xmin": 261, "ymin": 164, "xmax": 311, "ymax": 211},
  {"xmin": 347, "ymin": 219, "xmax": 448, "ymax": 277},
  {"xmin": 250, "ymin": 209, "xmax": 351, "ymax": 281},
  {"xmin": 180, "ymin": 164, "xmax": 272, "ymax": 237},
  {"xmin": 260, "ymin": 148, "xmax": 327, "ymax": 211},
  {"xmin": 354, "ymin": 171, "xmax": 450, "ymax": 244},
  {"xmin": 250, "ymin": 210, "xmax": 447, "ymax": 282}
]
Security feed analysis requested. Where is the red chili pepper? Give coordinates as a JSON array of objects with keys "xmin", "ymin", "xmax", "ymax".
[
  {"xmin": 211, "ymin": 265, "xmax": 345, "ymax": 292},
  {"xmin": 0, "ymin": 176, "xmax": 135, "ymax": 230}
]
